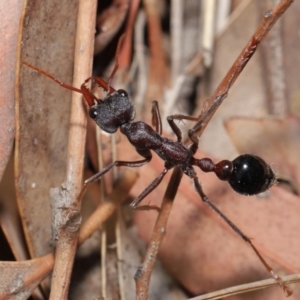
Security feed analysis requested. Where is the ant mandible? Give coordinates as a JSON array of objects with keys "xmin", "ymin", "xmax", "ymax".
[{"xmin": 22, "ymin": 38, "xmax": 289, "ymax": 294}]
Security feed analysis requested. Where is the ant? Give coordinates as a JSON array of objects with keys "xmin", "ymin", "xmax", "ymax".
[
  {"xmin": 22, "ymin": 40, "xmax": 291, "ymax": 295},
  {"xmin": 23, "ymin": 61, "xmax": 275, "ymax": 205}
]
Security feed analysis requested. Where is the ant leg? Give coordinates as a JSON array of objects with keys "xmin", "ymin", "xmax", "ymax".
[
  {"xmin": 151, "ymin": 101, "xmax": 162, "ymax": 135},
  {"xmin": 277, "ymin": 178, "xmax": 299, "ymax": 195},
  {"xmin": 166, "ymin": 94, "xmax": 229, "ymax": 151},
  {"xmin": 166, "ymin": 114, "xmax": 199, "ymax": 154},
  {"xmin": 78, "ymin": 157, "xmax": 151, "ymax": 201},
  {"xmin": 192, "ymin": 176, "xmax": 292, "ymax": 296},
  {"xmin": 191, "ymin": 93, "xmax": 228, "ymax": 134},
  {"xmin": 86, "ymin": 158, "xmax": 151, "ymax": 184},
  {"xmin": 130, "ymin": 168, "xmax": 169, "ymax": 211}
]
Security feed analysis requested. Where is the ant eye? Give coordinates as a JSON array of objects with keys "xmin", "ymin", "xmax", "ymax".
[
  {"xmin": 117, "ymin": 89, "xmax": 128, "ymax": 97},
  {"xmin": 89, "ymin": 107, "xmax": 98, "ymax": 119}
]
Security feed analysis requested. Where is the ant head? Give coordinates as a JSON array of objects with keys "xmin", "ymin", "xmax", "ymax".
[{"xmin": 89, "ymin": 89, "xmax": 135, "ymax": 133}]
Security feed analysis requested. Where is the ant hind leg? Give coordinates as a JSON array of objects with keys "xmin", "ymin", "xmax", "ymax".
[{"xmin": 192, "ymin": 176, "xmax": 292, "ymax": 296}]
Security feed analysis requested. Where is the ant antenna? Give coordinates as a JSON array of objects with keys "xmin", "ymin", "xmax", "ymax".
[
  {"xmin": 107, "ymin": 34, "xmax": 125, "ymax": 92},
  {"xmin": 22, "ymin": 61, "xmax": 98, "ymax": 107}
]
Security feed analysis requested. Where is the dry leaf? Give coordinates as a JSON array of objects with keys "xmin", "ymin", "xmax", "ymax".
[
  {"xmin": 225, "ymin": 116, "xmax": 300, "ymax": 190},
  {"xmin": 16, "ymin": 0, "xmax": 78, "ymax": 259},
  {"xmin": 0, "ymin": 0, "xmax": 22, "ymax": 180}
]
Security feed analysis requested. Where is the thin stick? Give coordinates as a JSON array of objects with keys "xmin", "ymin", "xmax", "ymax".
[
  {"xmin": 49, "ymin": 0, "xmax": 97, "ymax": 299},
  {"xmin": 191, "ymin": 0, "xmax": 294, "ymax": 137},
  {"xmin": 190, "ymin": 273, "xmax": 300, "ymax": 300},
  {"xmin": 135, "ymin": 167, "xmax": 183, "ymax": 300}
]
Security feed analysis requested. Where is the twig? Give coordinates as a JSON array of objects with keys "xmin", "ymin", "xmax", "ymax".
[
  {"xmin": 192, "ymin": 0, "xmax": 294, "ymax": 137},
  {"xmin": 135, "ymin": 167, "xmax": 183, "ymax": 300},
  {"xmin": 189, "ymin": 273, "xmax": 300, "ymax": 300},
  {"xmin": 49, "ymin": 1, "xmax": 97, "ymax": 299}
]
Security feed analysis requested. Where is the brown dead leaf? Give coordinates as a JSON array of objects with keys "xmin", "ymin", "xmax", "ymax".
[
  {"xmin": 0, "ymin": 0, "xmax": 23, "ymax": 181},
  {"xmin": 225, "ymin": 116, "xmax": 300, "ymax": 191},
  {"xmin": 16, "ymin": 0, "xmax": 78, "ymax": 259}
]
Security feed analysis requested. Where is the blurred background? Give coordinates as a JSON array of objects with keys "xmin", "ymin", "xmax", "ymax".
[{"xmin": 1, "ymin": 0, "xmax": 300, "ymax": 299}]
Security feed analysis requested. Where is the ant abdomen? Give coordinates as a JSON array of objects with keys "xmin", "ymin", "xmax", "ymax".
[
  {"xmin": 229, "ymin": 155, "xmax": 276, "ymax": 195},
  {"xmin": 217, "ymin": 154, "xmax": 276, "ymax": 195},
  {"xmin": 197, "ymin": 154, "xmax": 276, "ymax": 195}
]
